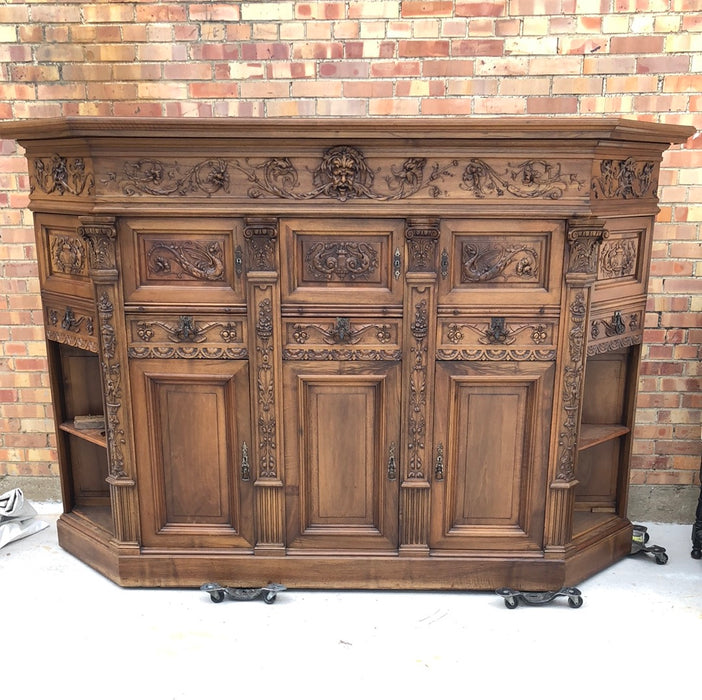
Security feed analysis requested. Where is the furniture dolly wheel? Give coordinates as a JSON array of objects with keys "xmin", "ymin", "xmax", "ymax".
[
  {"xmin": 495, "ymin": 587, "xmax": 583, "ymax": 609},
  {"xmin": 630, "ymin": 525, "xmax": 669, "ymax": 565}
]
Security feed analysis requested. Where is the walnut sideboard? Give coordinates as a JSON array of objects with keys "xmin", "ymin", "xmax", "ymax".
[{"xmin": 2, "ymin": 117, "xmax": 693, "ymax": 589}]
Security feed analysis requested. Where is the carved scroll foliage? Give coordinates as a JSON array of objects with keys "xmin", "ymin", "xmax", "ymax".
[
  {"xmin": 462, "ymin": 241, "xmax": 539, "ymax": 283},
  {"xmin": 97, "ymin": 293, "xmax": 126, "ymax": 479},
  {"xmin": 556, "ymin": 293, "xmax": 586, "ymax": 482},
  {"xmin": 146, "ymin": 240, "xmax": 225, "ymax": 281},
  {"xmin": 305, "ymin": 241, "xmax": 379, "ymax": 281},
  {"xmin": 446, "ymin": 319, "xmax": 551, "ymax": 347},
  {"xmin": 461, "ymin": 158, "xmax": 579, "ymax": 200},
  {"xmin": 291, "ymin": 318, "xmax": 392, "ymax": 346},
  {"xmin": 115, "ymin": 148, "xmax": 581, "ymax": 202},
  {"xmin": 31, "ymin": 155, "xmax": 94, "ymax": 196},
  {"xmin": 591, "ymin": 158, "xmax": 656, "ymax": 199}
]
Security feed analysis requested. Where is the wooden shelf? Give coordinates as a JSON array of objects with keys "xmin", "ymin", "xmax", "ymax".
[
  {"xmin": 578, "ymin": 423, "xmax": 630, "ymax": 451},
  {"xmin": 60, "ymin": 421, "xmax": 108, "ymax": 448}
]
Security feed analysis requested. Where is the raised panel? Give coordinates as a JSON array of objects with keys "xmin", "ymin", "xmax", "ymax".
[
  {"xmin": 431, "ymin": 362, "xmax": 554, "ymax": 551},
  {"xmin": 284, "ymin": 362, "xmax": 400, "ymax": 550},
  {"xmin": 280, "ymin": 218, "xmax": 403, "ymax": 306},
  {"xmin": 131, "ymin": 359, "xmax": 253, "ymax": 548},
  {"xmin": 35, "ymin": 213, "xmax": 94, "ymax": 300},
  {"xmin": 439, "ymin": 219, "xmax": 564, "ymax": 308},
  {"xmin": 592, "ymin": 216, "xmax": 652, "ymax": 304},
  {"xmin": 119, "ymin": 217, "xmax": 245, "ymax": 307}
]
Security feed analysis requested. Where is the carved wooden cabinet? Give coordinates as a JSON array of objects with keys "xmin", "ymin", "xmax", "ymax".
[{"xmin": 2, "ymin": 117, "xmax": 692, "ymax": 589}]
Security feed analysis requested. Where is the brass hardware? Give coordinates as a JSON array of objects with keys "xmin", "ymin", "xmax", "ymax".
[
  {"xmin": 393, "ymin": 248, "xmax": 401, "ymax": 280},
  {"xmin": 241, "ymin": 441, "xmax": 250, "ymax": 481},
  {"xmin": 235, "ymin": 245, "xmax": 243, "ymax": 277},
  {"xmin": 440, "ymin": 248, "xmax": 449, "ymax": 279},
  {"xmin": 434, "ymin": 442, "xmax": 444, "ymax": 481},
  {"xmin": 387, "ymin": 442, "xmax": 397, "ymax": 480}
]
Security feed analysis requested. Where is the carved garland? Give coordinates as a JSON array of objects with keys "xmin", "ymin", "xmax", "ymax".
[
  {"xmin": 255, "ymin": 298, "xmax": 277, "ymax": 479},
  {"xmin": 407, "ymin": 300, "xmax": 429, "ymax": 480},
  {"xmin": 97, "ymin": 293, "xmax": 126, "ymax": 479},
  {"xmin": 556, "ymin": 293, "xmax": 586, "ymax": 482}
]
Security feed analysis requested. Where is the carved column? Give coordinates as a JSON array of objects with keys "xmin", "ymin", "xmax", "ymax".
[
  {"xmin": 544, "ymin": 218, "xmax": 608, "ymax": 552},
  {"xmin": 79, "ymin": 216, "xmax": 140, "ymax": 545},
  {"xmin": 244, "ymin": 217, "xmax": 285, "ymax": 552},
  {"xmin": 399, "ymin": 218, "xmax": 439, "ymax": 555}
]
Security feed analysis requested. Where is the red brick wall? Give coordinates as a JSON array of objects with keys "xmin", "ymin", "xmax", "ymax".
[{"xmin": 1, "ymin": 1, "xmax": 700, "ymax": 491}]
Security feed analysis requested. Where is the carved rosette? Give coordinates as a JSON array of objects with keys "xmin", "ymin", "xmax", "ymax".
[
  {"xmin": 556, "ymin": 293, "xmax": 586, "ymax": 482},
  {"xmin": 244, "ymin": 217, "xmax": 278, "ymax": 271}
]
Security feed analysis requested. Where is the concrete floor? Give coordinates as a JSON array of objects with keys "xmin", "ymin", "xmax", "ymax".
[{"xmin": 3, "ymin": 503, "xmax": 700, "ymax": 700}]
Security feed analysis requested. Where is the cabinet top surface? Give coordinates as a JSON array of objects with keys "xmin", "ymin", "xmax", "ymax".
[{"xmin": 0, "ymin": 116, "xmax": 694, "ymax": 144}]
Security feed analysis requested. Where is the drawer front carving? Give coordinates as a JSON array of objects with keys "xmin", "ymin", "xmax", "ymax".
[
  {"xmin": 593, "ymin": 216, "xmax": 651, "ymax": 304},
  {"xmin": 437, "ymin": 315, "xmax": 557, "ymax": 362},
  {"xmin": 280, "ymin": 218, "xmax": 403, "ymax": 306},
  {"xmin": 282, "ymin": 317, "xmax": 402, "ymax": 361},
  {"xmin": 126, "ymin": 313, "xmax": 247, "ymax": 360},
  {"xmin": 439, "ymin": 219, "xmax": 564, "ymax": 307},
  {"xmin": 587, "ymin": 303, "xmax": 643, "ymax": 356},
  {"xmin": 120, "ymin": 217, "xmax": 245, "ymax": 306},
  {"xmin": 44, "ymin": 295, "xmax": 98, "ymax": 352}
]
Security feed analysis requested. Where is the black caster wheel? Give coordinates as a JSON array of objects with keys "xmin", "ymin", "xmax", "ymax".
[
  {"xmin": 568, "ymin": 595, "xmax": 583, "ymax": 608},
  {"xmin": 210, "ymin": 590, "xmax": 225, "ymax": 603},
  {"xmin": 504, "ymin": 597, "xmax": 518, "ymax": 609},
  {"xmin": 264, "ymin": 592, "xmax": 277, "ymax": 604},
  {"xmin": 655, "ymin": 552, "xmax": 669, "ymax": 565}
]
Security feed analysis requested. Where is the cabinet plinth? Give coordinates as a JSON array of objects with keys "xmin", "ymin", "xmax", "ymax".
[{"xmin": 2, "ymin": 117, "xmax": 692, "ymax": 589}]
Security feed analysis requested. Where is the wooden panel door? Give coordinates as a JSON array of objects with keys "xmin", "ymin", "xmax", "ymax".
[
  {"xmin": 430, "ymin": 361, "xmax": 554, "ymax": 551},
  {"xmin": 284, "ymin": 361, "xmax": 401, "ymax": 551},
  {"xmin": 130, "ymin": 359, "xmax": 254, "ymax": 549}
]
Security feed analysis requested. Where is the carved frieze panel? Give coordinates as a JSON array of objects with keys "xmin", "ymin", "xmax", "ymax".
[
  {"xmin": 30, "ymin": 155, "xmax": 94, "ymax": 197},
  {"xmin": 437, "ymin": 316, "xmax": 557, "ymax": 362},
  {"xmin": 591, "ymin": 158, "xmax": 656, "ymax": 199},
  {"xmin": 106, "ymin": 148, "xmax": 585, "ymax": 203},
  {"xmin": 459, "ymin": 237, "xmax": 542, "ymax": 285},
  {"xmin": 44, "ymin": 300, "xmax": 97, "ymax": 353},
  {"xmin": 587, "ymin": 306, "xmax": 643, "ymax": 356},
  {"xmin": 304, "ymin": 240, "xmax": 380, "ymax": 282},
  {"xmin": 282, "ymin": 317, "xmax": 401, "ymax": 360},
  {"xmin": 126, "ymin": 315, "xmax": 248, "ymax": 360}
]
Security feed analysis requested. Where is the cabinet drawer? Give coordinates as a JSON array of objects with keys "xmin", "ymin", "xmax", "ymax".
[
  {"xmin": 587, "ymin": 302, "xmax": 644, "ymax": 357},
  {"xmin": 438, "ymin": 219, "xmax": 565, "ymax": 309},
  {"xmin": 282, "ymin": 316, "xmax": 402, "ymax": 361},
  {"xmin": 280, "ymin": 218, "xmax": 404, "ymax": 307},
  {"xmin": 436, "ymin": 314, "xmax": 558, "ymax": 362},
  {"xmin": 126, "ymin": 313, "xmax": 248, "ymax": 360},
  {"xmin": 119, "ymin": 217, "xmax": 245, "ymax": 306}
]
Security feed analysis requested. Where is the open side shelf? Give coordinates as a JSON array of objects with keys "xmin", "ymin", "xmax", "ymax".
[{"xmin": 578, "ymin": 423, "xmax": 630, "ymax": 451}]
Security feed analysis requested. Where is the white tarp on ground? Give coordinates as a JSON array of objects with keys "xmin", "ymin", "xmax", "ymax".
[{"xmin": 0, "ymin": 488, "xmax": 48, "ymax": 549}]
